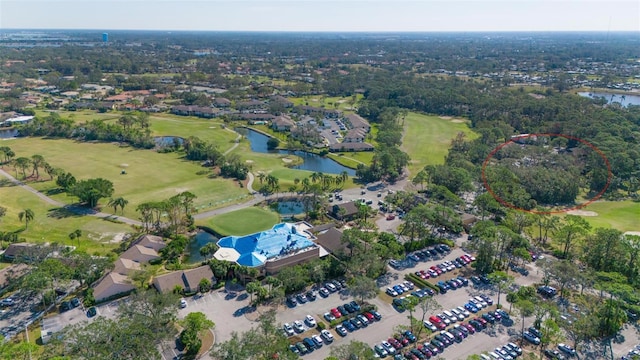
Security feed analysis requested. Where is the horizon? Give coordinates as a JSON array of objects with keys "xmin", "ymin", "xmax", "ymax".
[{"xmin": 1, "ymin": 0, "xmax": 638, "ymax": 32}]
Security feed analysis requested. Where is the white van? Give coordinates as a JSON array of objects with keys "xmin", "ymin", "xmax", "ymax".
[
  {"xmin": 440, "ymin": 330, "xmax": 455, "ymax": 343},
  {"xmin": 480, "ymin": 355, "xmax": 491, "ymax": 360},
  {"xmin": 443, "ymin": 310, "xmax": 458, "ymax": 323},
  {"xmin": 488, "ymin": 351, "xmax": 503, "ymax": 360}
]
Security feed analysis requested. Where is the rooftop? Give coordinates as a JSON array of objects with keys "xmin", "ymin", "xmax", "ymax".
[{"xmin": 215, "ymin": 222, "xmax": 316, "ymax": 267}]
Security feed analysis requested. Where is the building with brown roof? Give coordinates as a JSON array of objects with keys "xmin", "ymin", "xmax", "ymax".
[
  {"xmin": 271, "ymin": 115, "xmax": 296, "ymax": 131},
  {"xmin": 314, "ymin": 227, "xmax": 347, "ymax": 254},
  {"xmin": 345, "ymin": 114, "xmax": 371, "ymax": 131},
  {"xmin": 343, "ymin": 128, "xmax": 367, "ymax": 143},
  {"xmin": 152, "ymin": 265, "xmax": 216, "ymax": 294},
  {"xmin": 326, "ymin": 201, "xmax": 360, "ymax": 221},
  {"xmin": 93, "ymin": 272, "xmax": 135, "ymax": 302},
  {"xmin": 329, "ymin": 142, "xmax": 374, "ymax": 152},
  {"xmin": 2, "ymin": 243, "xmax": 37, "ymax": 262}
]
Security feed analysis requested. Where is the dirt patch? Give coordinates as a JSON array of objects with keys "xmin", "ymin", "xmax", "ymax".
[
  {"xmin": 450, "ymin": 119, "xmax": 464, "ymax": 123},
  {"xmin": 624, "ymin": 231, "xmax": 640, "ymax": 236},
  {"xmin": 281, "ymin": 157, "xmax": 293, "ymax": 163},
  {"xmin": 566, "ymin": 210, "xmax": 598, "ymax": 216},
  {"xmin": 196, "ymin": 329, "xmax": 215, "ymax": 358},
  {"xmin": 439, "ymin": 116, "xmax": 453, "ymax": 120},
  {"xmin": 245, "ymin": 160, "xmax": 254, "ymax": 164}
]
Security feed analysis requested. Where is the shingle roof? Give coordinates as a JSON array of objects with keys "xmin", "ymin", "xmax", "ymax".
[{"xmin": 152, "ymin": 265, "xmax": 215, "ymax": 293}]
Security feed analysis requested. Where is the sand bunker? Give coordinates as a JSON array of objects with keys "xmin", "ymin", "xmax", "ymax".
[
  {"xmin": 566, "ymin": 210, "xmax": 598, "ymax": 216},
  {"xmin": 281, "ymin": 158, "xmax": 293, "ymax": 163},
  {"xmin": 120, "ymin": 163, "xmax": 129, "ymax": 168},
  {"xmin": 624, "ymin": 231, "xmax": 640, "ymax": 236},
  {"xmin": 245, "ymin": 160, "xmax": 254, "ymax": 164}
]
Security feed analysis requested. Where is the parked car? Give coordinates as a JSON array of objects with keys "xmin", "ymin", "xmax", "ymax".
[
  {"xmin": 303, "ymin": 337, "xmax": 316, "ymax": 351},
  {"xmin": 283, "ymin": 323, "xmax": 295, "ymax": 336},
  {"xmin": 86, "ymin": 306, "xmax": 97, "ymax": 318},
  {"xmin": 306, "ymin": 290, "xmax": 317, "ymax": 301},
  {"xmin": 295, "ymin": 342, "xmax": 308, "ymax": 354},
  {"xmin": 318, "ymin": 287, "xmax": 330, "ymax": 297},
  {"xmin": 321, "ymin": 329, "xmax": 334, "ymax": 343},
  {"xmin": 330, "ymin": 308, "xmax": 342, "ymax": 318},
  {"xmin": 0, "ymin": 298, "xmax": 15, "ymax": 307},
  {"xmin": 293, "ymin": 320, "xmax": 305, "ymax": 333},
  {"xmin": 523, "ymin": 331, "xmax": 541, "ymax": 345},
  {"xmin": 342, "ymin": 320, "xmax": 356, "ymax": 332},
  {"xmin": 179, "ymin": 298, "xmax": 188, "ymax": 308},
  {"xmin": 336, "ymin": 325, "xmax": 348, "ymax": 337},
  {"xmin": 286, "ymin": 296, "xmax": 297, "ymax": 307},
  {"xmin": 311, "ymin": 334, "xmax": 323, "ymax": 348},
  {"xmin": 305, "ymin": 314, "xmax": 316, "ymax": 327},
  {"xmin": 296, "ymin": 293, "xmax": 308, "ymax": 304},
  {"xmin": 558, "ymin": 343, "xmax": 576, "ymax": 357},
  {"xmin": 370, "ymin": 310, "xmax": 383, "ymax": 321},
  {"xmin": 544, "ymin": 349, "xmax": 566, "ymax": 360},
  {"xmin": 505, "ymin": 342, "xmax": 523, "ymax": 355},
  {"xmin": 374, "ymin": 344, "xmax": 389, "ymax": 357},
  {"xmin": 324, "ymin": 312, "xmax": 336, "ymax": 322}
]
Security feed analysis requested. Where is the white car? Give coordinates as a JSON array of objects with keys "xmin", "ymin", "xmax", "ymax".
[
  {"xmin": 305, "ymin": 314, "xmax": 316, "ymax": 327},
  {"xmin": 386, "ymin": 287, "xmax": 398, "ymax": 297},
  {"xmin": 457, "ymin": 306, "xmax": 471, "ymax": 317},
  {"xmin": 283, "ymin": 323, "xmax": 295, "ymax": 336},
  {"xmin": 321, "ymin": 329, "xmax": 334, "ymax": 343},
  {"xmin": 312, "ymin": 334, "xmax": 323, "ymax": 347},
  {"xmin": 323, "ymin": 312, "xmax": 336, "ymax": 322},
  {"xmin": 450, "ymin": 308, "xmax": 466, "ymax": 321},
  {"xmin": 293, "ymin": 320, "xmax": 305, "ymax": 333},
  {"xmin": 423, "ymin": 320, "xmax": 438, "ymax": 332},
  {"xmin": 179, "ymin": 299, "xmax": 187, "ymax": 308},
  {"xmin": 381, "ymin": 340, "xmax": 396, "ymax": 354}
]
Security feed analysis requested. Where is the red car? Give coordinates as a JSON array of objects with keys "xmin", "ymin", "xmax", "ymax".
[
  {"xmin": 388, "ymin": 337, "xmax": 403, "ymax": 349},
  {"xmin": 330, "ymin": 308, "xmax": 342, "ymax": 318},
  {"xmin": 363, "ymin": 312, "xmax": 375, "ymax": 322},
  {"xmin": 429, "ymin": 316, "xmax": 446, "ymax": 330},
  {"xmin": 463, "ymin": 322, "xmax": 476, "ymax": 334},
  {"xmin": 394, "ymin": 334, "xmax": 409, "ymax": 346},
  {"xmin": 475, "ymin": 317, "xmax": 488, "ymax": 326},
  {"xmin": 386, "ymin": 214, "xmax": 396, "ymax": 220},
  {"xmin": 429, "ymin": 266, "xmax": 443, "ymax": 275}
]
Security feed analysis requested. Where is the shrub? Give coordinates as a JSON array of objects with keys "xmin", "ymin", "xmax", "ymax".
[{"xmin": 317, "ymin": 322, "xmax": 326, "ymax": 330}]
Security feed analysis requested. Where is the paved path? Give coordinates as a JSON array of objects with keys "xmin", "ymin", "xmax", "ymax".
[
  {"xmin": 0, "ymin": 168, "xmax": 142, "ymax": 226},
  {"xmin": 223, "ymin": 128, "xmax": 241, "ymax": 156}
]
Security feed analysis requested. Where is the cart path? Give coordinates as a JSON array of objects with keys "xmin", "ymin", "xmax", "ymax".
[{"xmin": 0, "ymin": 168, "xmax": 142, "ymax": 226}]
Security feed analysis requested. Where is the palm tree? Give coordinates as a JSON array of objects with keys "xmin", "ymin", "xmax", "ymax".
[
  {"xmin": 43, "ymin": 162, "xmax": 57, "ymax": 180},
  {"xmin": 18, "ymin": 209, "xmax": 34, "ymax": 229},
  {"xmin": 310, "ymin": 171, "xmax": 323, "ymax": 183},
  {"xmin": 108, "ymin": 198, "xmax": 119, "ymax": 214},
  {"xmin": 31, "ymin": 154, "xmax": 46, "ymax": 179},
  {"xmin": 14, "ymin": 157, "xmax": 31, "ymax": 179},
  {"xmin": 301, "ymin": 177, "xmax": 311, "ymax": 193},
  {"xmin": 257, "ymin": 172, "xmax": 266, "ymax": 185},
  {"xmin": 116, "ymin": 197, "xmax": 129, "ymax": 215},
  {"xmin": 340, "ymin": 171, "xmax": 349, "ymax": 186}
]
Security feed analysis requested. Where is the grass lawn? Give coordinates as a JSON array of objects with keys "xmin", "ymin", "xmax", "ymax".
[
  {"xmin": 198, "ymin": 207, "xmax": 280, "ymax": 236},
  {"xmin": 328, "ymin": 151, "xmax": 374, "ymax": 168},
  {"xmin": 401, "ymin": 112, "xmax": 479, "ymax": 176},
  {"xmin": 288, "ymin": 95, "xmax": 362, "ymax": 112},
  {"xmin": 2, "ymin": 137, "xmax": 247, "ymax": 218},
  {"xmin": 34, "ymin": 109, "xmax": 120, "ymax": 123},
  {"xmin": 575, "ymin": 200, "xmax": 640, "ymax": 232},
  {"xmin": 0, "ymin": 183, "xmax": 131, "ymax": 254},
  {"xmin": 147, "ymin": 113, "xmax": 238, "ymax": 147}
]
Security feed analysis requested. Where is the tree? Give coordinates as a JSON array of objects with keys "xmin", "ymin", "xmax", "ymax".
[
  {"xmin": 488, "ymin": 271, "xmax": 515, "ymax": 307},
  {"xmin": 70, "ymin": 178, "xmax": 114, "ymax": 208},
  {"xmin": 412, "ymin": 170, "xmax": 429, "ymax": 191},
  {"xmin": 348, "ymin": 275, "xmax": 378, "ymax": 303},
  {"xmin": 18, "ymin": 208, "xmax": 34, "ymax": 229},
  {"xmin": 0, "ymin": 206, "xmax": 6, "ymax": 222},
  {"xmin": 548, "ymin": 260, "xmax": 580, "ymax": 297},
  {"xmin": 199, "ymin": 242, "xmax": 218, "ymax": 261},
  {"xmin": 555, "ymin": 215, "xmax": 591, "ymax": 258},
  {"xmin": 179, "ymin": 312, "xmax": 214, "ymax": 356},
  {"xmin": 246, "ymin": 281, "xmax": 262, "ymax": 304},
  {"xmin": 114, "ymin": 197, "xmax": 129, "ymax": 215},
  {"xmin": 514, "ymin": 299, "xmax": 535, "ymax": 346},
  {"xmin": 68, "ymin": 229, "xmax": 82, "ymax": 246},
  {"xmin": 117, "ymin": 290, "xmax": 180, "ymax": 345},
  {"xmin": 56, "ymin": 171, "xmax": 76, "ymax": 191},
  {"xmin": 14, "ymin": 157, "xmax": 31, "ymax": 179},
  {"xmin": 266, "ymin": 137, "xmax": 280, "ymax": 150},
  {"xmin": 329, "ymin": 340, "xmax": 376, "ymax": 360}
]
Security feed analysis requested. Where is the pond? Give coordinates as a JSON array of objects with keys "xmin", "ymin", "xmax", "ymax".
[
  {"xmin": 0, "ymin": 128, "xmax": 19, "ymax": 139},
  {"xmin": 154, "ymin": 136, "xmax": 184, "ymax": 147},
  {"xmin": 275, "ymin": 200, "xmax": 305, "ymax": 216},
  {"xmin": 185, "ymin": 230, "xmax": 218, "ymax": 264},
  {"xmin": 578, "ymin": 92, "xmax": 640, "ymax": 107},
  {"xmin": 243, "ymin": 128, "xmax": 356, "ymax": 176}
]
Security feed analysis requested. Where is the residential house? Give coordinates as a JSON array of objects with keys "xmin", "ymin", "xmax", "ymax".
[
  {"xmin": 2, "ymin": 243, "xmax": 36, "ymax": 262},
  {"xmin": 343, "ymin": 128, "xmax": 367, "ymax": 143},
  {"xmin": 214, "ymin": 97, "xmax": 231, "ymax": 107},
  {"xmin": 92, "ymin": 272, "xmax": 136, "ymax": 303},
  {"xmin": 236, "ymin": 100, "xmax": 266, "ymax": 112},
  {"xmin": 271, "ymin": 115, "xmax": 296, "ymax": 132},
  {"xmin": 270, "ymin": 95, "xmax": 294, "ymax": 108},
  {"xmin": 345, "ymin": 114, "xmax": 371, "ymax": 132},
  {"xmin": 296, "ymin": 106, "xmax": 340, "ymax": 118},
  {"xmin": 329, "ymin": 142, "xmax": 374, "ymax": 152},
  {"xmin": 237, "ymin": 113, "xmax": 276, "ymax": 122},
  {"xmin": 152, "ymin": 265, "xmax": 216, "ymax": 294}
]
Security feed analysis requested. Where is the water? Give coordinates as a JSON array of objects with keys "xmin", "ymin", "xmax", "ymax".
[
  {"xmin": 154, "ymin": 136, "xmax": 184, "ymax": 147},
  {"xmin": 0, "ymin": 128, "xmax": 19, "ymax": 139},
  {"xmin": 186, "ymin": 230, "xmax": 218, "ymax": 264},
  {"xmin": 578, "ymin": 92, "xmax": 640, "ymax": 107},
  {"xmin": 275, "ymin": 200, "xmax": 305, "ymax": 215},
  {"xmin": 243, "ymin": 129, "xmax": 356, "ymax": 176}
]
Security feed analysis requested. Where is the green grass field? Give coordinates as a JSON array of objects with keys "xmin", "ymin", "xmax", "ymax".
[
  {"xmin": 288, "ymin": 95, "xmax": 363, "ymax": 112},
  {"xmin": 402, "ymin": 112, "xmax": 479, "ymax": 176},
  {"xmin": 575, "ymin": 200, "xmax": 640, "ymax": 232},
  {"xmin": 0, "ymin": 183, "xmax": 131, "ymax": 253},
  {"xmin": 198, "ymin": 207, "xmax": 280, "ymax": 236},
  {"xmin": 2, "ymin": 138, "xmax": 247, "ymax": 218}
]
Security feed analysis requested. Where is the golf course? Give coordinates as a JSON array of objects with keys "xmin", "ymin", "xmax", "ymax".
[{"xmin": 401, "ymin": 112, "xmax": 478, "ymax": 176}]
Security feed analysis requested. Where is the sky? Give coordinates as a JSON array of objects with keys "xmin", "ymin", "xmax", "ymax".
[{"xmin": 0, "ymin": 0, "xmax": 639, "ymax": 32}]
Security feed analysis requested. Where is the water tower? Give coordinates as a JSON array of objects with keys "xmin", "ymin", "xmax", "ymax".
[{"xmin": 102, "ymin": 33, "xmax": 108, "ymax": 43}]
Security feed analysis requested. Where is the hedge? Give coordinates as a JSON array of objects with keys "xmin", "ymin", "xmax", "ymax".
[{"xmin": 405, "ymin": 273, "xmax": 440, "ymax": 293}]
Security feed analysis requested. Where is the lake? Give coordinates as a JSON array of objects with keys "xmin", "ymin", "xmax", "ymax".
[
  {"xmin": 154, "ymin": 136, "xmax": 184, "ymax": 147},
  {"xmin": 0, "ymin": 128, "xmax": 19, "ymax": 139},
  {"xmin": 578, "ymin": 92, "xmax": 640, "ymax": 107},
  {"xmin": 186, "ymin": 230, "xmax": 218, "ymax": 264},
  {"xmin": 243, "ymin": 128, "xmax": 356, "ymax": 176}
]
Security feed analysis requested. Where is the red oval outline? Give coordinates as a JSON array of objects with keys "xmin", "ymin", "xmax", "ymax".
[{"xmin": 481, "ymin": 133, "xmax": 612, "ymax": 215}]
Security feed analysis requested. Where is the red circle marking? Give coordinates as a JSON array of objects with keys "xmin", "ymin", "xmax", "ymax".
[{"xmin": 481, "ymin": 133, "xmax": 612, "ymax": 215}]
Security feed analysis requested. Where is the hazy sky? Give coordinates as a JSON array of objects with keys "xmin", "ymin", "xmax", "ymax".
[{"xmin": 1, "ymin": 0, "xmax": 639, "ymax": 32}]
